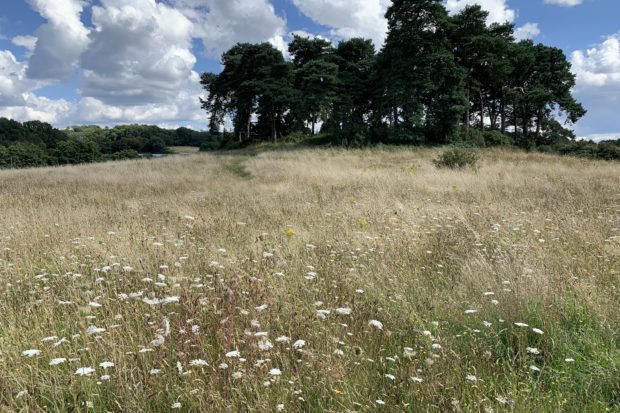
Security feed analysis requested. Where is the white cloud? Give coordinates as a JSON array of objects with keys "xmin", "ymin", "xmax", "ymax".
[
  {"xmin": 570, "ymin": 32, "xmax": 620, "ymax": 136},
  {"xmin": 445, "ymin": 0, "xmax": 515, "ymax": 24},
  {"xmin": 291, "ymin": 0, "xmax": 389, "ymax": 48},
  {"xmin": 11, "ymin": 35, "xmax": 38, "ymax": 52},
  {"xmin": 80, "ymin": 0, "xmax": 196, "ymax": 106},
  {"xmin": 0, "ymin": 94, "xmax": 72, "ymax": 124},
  {"xmin": 514, "ymin": 23, "xmax": 540, "ymax": 41},
  {"xmin": 571, "ymin": 33, "xmax": 620, "ymax": 89},
  {"xmin": 25, "ymin": 0, "xmax": 89, "ymax": 80},
  {"xmin": 173, "ymin": 0, "xmax": 287, "ymax": 57},
  {"xmin": 0, "ymin": 50, "xmax": 44, "ymax": 106},
  {"xmin": 544, "ymin": 0, "xmax": 582, "ymax": 6}
]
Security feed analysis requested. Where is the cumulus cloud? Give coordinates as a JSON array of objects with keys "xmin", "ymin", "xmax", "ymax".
[
  {"xmin": 173, "ymin": 0, "xmax": 287, "ymax": 57},
  {"xmin": 571, "ymin": 32, "xmax": 620, "ymax": 89},
  {"xmin": 79, "ymin": 0, "xmax": 196, "ymax": 107},
  {"xmin": 25, "ymin": 0, "xmax": 89, "ymax": 80},
  {"xmin": 0, "ymin": 94, "xmax": 72, "ymax": 124},
  {"xmin": 445, "ymin": 0, "xmax": 515, "ymax": 24},
  {"xmin": 544, "ymin": 0, "xmax": 582, "ymax": 6},
  {"xmin": 570, "ymin": 32, "xmax": 620, "ymax": 136},
  {"xmin": 291, "ymin": 0, "xmax": 389, "ymax": 48},
  {"xmin": 0, "ymin": 50, "xmax": 42, "ymax": 106},
  {"xmin": 11, "ymin": 35, "xmax": 38, "ymax": 52},
  {"xmin": 514, "ymin": 23, "xmax": 541, "ymax": 41}
]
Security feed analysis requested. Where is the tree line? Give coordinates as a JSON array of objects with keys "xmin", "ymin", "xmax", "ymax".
[
  {"xmin": 0, "ymin": 118, "xmax": 217, "ymax": 168},
  {"xmin": 200, "ymin": 1, "xmax": 588, "ymax": 149}
]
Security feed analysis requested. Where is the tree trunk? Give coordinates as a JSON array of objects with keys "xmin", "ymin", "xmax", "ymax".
[
  {"xmin": 535, "ymin": 110, "xmax": 542, "ymax": 136},
  {"xmin": 246, "ymin": 114, "xmax": 251, "ymax": 142},
  {"xmin": 272, "ymin": 112, "xmax": 277, "ymax": 144},
  {"xmin": 465, "ymin": 85, "xmax": 470, "ymax": 134},
  {"xmin": 311, "ymin": 116, "xmax": 316, "ymax": 135},
  {"xmin": 479, "ymin": 89, "xmax": 485, "ymax": 131},
  {"xmin": 500, "ymin": 95, "xmax": 506, "ymax": 134}
]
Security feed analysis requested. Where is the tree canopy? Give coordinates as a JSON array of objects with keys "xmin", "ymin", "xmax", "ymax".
[{"xmin": 201, "ymin": 2, "xmax": 586, "ymax": 148}]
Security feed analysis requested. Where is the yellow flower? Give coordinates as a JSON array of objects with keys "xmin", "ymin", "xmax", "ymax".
[{"xmin": 284, "ymin": 226, "xmax": 295, "ymax": 237}]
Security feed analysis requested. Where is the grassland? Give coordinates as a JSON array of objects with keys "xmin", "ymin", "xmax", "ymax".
[{"xmin": 0, "ymin": 147, "xmax": 618, "ymax": 412}]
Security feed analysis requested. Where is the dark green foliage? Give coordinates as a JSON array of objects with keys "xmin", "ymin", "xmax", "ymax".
[
  {"xmin": 52, "ymin": 138, "xmax": 101, "ymax": 165},
  {"xmin": 105, "ymin": 149, "xmax": 141, "ymax": 161},
  {"xmin": 200, "ymin": 2, "xmax": 587, "ymax": 149},
  {"xmin": 433, "ymin": 147, "xmax": 480, "ymax": 169},
  {"xmin": 0, "ymin": 118, "xmax": 221, "ymax": 170}
]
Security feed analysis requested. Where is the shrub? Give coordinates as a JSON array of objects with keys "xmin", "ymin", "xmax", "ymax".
[
  {"xmin": 106, "ymin": 149, "xmax": 141, "ymax": 161},
  {"xmin": 459, "ymin": 128, "xmax": 486, "ymax": 147},
  {"xmin": 484, "ymin": 130, "xmax": 513, "ymax": 147},
  {"xmin": 433, "ymin": 146, "xmax": 480, "ymax": 169}
]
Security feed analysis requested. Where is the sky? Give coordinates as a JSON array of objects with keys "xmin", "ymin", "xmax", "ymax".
[{"xmin": 0, "ymin": 0, "xmax": 619, "ymax": 139}]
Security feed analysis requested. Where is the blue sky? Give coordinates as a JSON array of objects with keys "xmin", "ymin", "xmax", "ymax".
[{"xmin": 0, "ymin": 0, "xmax": 619, "ymax": 138}]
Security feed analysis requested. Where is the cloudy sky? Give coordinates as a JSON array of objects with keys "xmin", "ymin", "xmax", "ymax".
[{"xmin": 0, "ymin": 0, "xmax": 618, "ymax": 138}]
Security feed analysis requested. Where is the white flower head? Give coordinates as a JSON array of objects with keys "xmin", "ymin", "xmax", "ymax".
[
  {"xmin": 368, "ymin": 320, "xmax": 384, "ymax": 330},
  {"xmin": 22, "ymin": 349, "xmax": 41, "ymax": 357}
]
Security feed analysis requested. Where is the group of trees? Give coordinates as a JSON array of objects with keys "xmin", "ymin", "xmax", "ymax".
[
  {"xmin": 0, "ymin": 118, "xmax": 217, "ymax": 169},
  {"xmin": 201, "ymin": 1, "xmax": 586, "ymax": 148}
]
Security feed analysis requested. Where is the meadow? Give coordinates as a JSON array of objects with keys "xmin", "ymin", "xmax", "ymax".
[{"xmin": 0, "ymin": 147, "xmax": 618, "ymax": 412}]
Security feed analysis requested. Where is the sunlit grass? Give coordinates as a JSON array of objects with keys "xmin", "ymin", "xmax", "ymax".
[{"xmin": 0, "ymin": 147, "xmax": 618, "ymax": 412}]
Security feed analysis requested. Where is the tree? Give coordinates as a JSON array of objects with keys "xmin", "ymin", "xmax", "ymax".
[
  {"xmin": 376, "ymin": 0, "xmax": 467, "ymax": 143},
  {"xmin": 201, "ymin": 43, "xmax": 294, "ymax": 143}
]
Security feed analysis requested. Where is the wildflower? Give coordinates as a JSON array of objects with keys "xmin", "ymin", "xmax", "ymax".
[
  {"xmin": 276, "ymin": 404, "xmax": 285, "ymax": 411},
  {"xmin": 532, "ymin": 328, "xmax": 544, "ymax": 335},
  {"xmin": 87, "ymin": 325, "xmax": 106, "ymax": 335},
  {"xmin": 565, "ymin": 358, "xmax": 575, "ymax": 363},
  {"xmin": 16, "ymin": 390, "xmax": 28, "ymax": 399},
  {"xmin": 526, "ymin": 347, "xmax": 540, "ymax": 355},
  {"xmin": 100, "ymin": 375, "xmax": 111, "ymax": 381},
  {"xmin": 276, "ymin": 336, "xmax": 290, "ymax": 343},
  {"xmin": 89, "ymin": 302, "xmax": 102, "ymax": 308},
  {"xmin": 335, "ymin": 307, "xmax": 352, "ymax": 315},
  {"xmin": 368, "ymin": 320, "xmax": 384, "ymax": 330},
  {"xmin": 232, "ymin": 371, "xmax": 244, "ymax": 379},
  {"xmin": 218, "ymin": 363, "xmax": 229, "ymax": 370},
  {"xmin": 376, "ymin": 400, "xmax": 385, "ymax": 405},
  {"xmin": 514, "ymin": 322, "xmax": 529, "ymax": 328},
  {"xmin": 258, "ymin": 338, "xmax": 274, "ymax": 351},
  {"xmin": 75, "ymin": 367, "xmax": 96, "ymax": 376},
  {"xmin": 292, "ymin": 340, "xmax": 306, "ymax": 349},
  {"xmin": 403, "ymin": 347, "xmax": 416, "ymax": 359},
  {"xmin": 411, "ymin": 376, "xmax": 423, "ymax": 383},
  {"xmin": 529, "ymin": 365, "xmax": 541, "ymax": 372},
  {"xmin": 53, "ymin": 337, "xmax": 69, "ymax": 347},
  {"xmin": 333, "ymin": 349, "xmax": 344, "ymax": 356},
  {"xmin": 255, "ymin": 304, "xmax": 268, "ymax": 312},
  {"xmin": 466, "ymin": 374, "xmax": 477, "ymax": 382},
  {"xmin": 432, "ymin": 343, "xmax": 442, "ymax": 350},
  {"xmin": 22, "ymin": 349, "xmax": 41, "ymax": 357},
  {"xmin": 150, "ymin": 335, "xmax": 165, "ymax": 347},
  {"xmin": 171, "ymin": 402, "xmax": 182, "ymax": 409},
  {"xmin": 263, "ymin": 252, "xmax": 274, "ymax": 258},
  {"xmin": 483, "ymin": 321, "xmax": 492, "ymax": 327},
  {"xmin": 226, "ymin": 350, "xmax": 240, "ymax": 358},
  {"xmin": 464, "ymin": 309, "xmax": 478, "ymax": 315},
  {"xmin": 269, "ymin": 368, "xmax": 282, "ymax": 376},
  {"xmin": 50, "ymin": 358, "xmax": 67, "ymax": 366},
  {"xmin": 385, "ymin": 374, "xmax": 396, "ymax": 380},
  {"xmin": 149, "ymin": 369, "xmax": 161, "ymax": 375},
  {"xmin": 99, "ymin": 361, "xmax": 114, "ymax": 369}
]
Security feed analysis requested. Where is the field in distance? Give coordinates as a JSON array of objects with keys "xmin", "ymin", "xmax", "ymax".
[{"xmin": 0, "ymin": 148, "xmax": 618, "ymax": 412}]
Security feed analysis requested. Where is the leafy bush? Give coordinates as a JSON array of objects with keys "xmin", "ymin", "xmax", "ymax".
[
  {"xmin": 433, "ymin": 146, "xmax": 480, "ymax": 169},
  {"xmin": 459, "ymin": 128, "xmax": 486, "ymax": 147},
  {"xmin": 106, "ymin": 149, "xmax": 141, "ymax": 161},
  {"xmin": 484, "ymin": 130, "xmax": 513, "ymax": 147}
]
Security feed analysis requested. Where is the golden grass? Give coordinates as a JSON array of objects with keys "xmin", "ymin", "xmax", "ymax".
[{"xmin": 0, "ymin": 148, "xmax": 618, "ymax": 412}]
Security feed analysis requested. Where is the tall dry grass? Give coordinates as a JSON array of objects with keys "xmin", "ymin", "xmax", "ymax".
[{"xmin": 0, "ymin": 148, "xmax": 618, "ymax": 412}]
